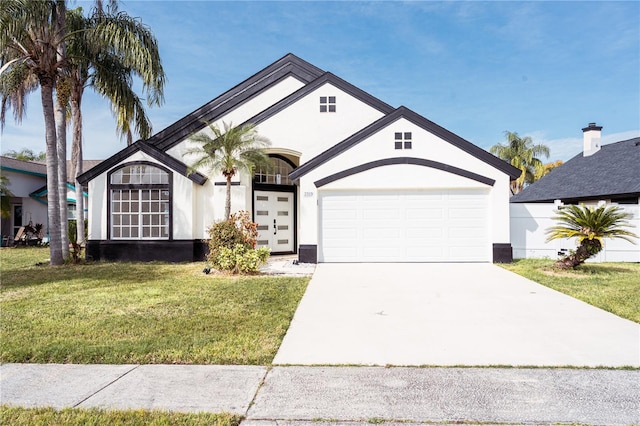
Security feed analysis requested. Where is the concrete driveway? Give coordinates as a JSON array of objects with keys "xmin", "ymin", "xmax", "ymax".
[{"xmin": 273, "ymin": 263, "xmax": 640, "ymax": 367}]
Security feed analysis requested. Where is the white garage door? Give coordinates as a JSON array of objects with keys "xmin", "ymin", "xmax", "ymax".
[{"xmin": 319, "ymin": 189, "xmax": 490, "ymax": 262}]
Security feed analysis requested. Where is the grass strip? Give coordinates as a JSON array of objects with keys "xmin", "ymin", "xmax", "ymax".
[
  {"xmin": 0, "ymin": 405, "xmax": 242, "ymax": 426},
  {"xmin": 498, "ymin": 259, "xmax": 640, "ymax": 323}
]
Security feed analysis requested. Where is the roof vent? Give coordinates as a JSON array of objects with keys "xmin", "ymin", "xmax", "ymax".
[{"xmin": 582, "ymin": 122, "xmax": 602, "ymax": 157}]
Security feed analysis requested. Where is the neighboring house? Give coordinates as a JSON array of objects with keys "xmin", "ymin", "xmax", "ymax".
[
  {"xmin": 0, "ymin": 156, "xmax": 97, "ymax": 245},
  {"xmin": 510, "ymin": 124, "xmax": 640, "ymax": 262},
  {"xmin": 78, "ymin": 53, "xmax": 520, "ymax": 263}
]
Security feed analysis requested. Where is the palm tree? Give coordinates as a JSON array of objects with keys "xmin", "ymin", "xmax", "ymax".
[
  {"xmin": 184, "ymin": 122, "xmax": 272, "ymax": 220},
  {"xmin": 0, "ymin": 174, "xmax": 13, "ymax": 218},
  {"xmin": 1, "ymin": 0, "xmax": 65, "ymax": 264},
  {"xmin": 2, "ymin": 1, "xmax": 165, "ymax": 253},
  {"xmin": 546, "ymin": 204, "xmax": 637, "ymax": 269},
  {"xmin": 2, "ymin": 148, "xmax": 46, "ymax": 161},
  {"xmin": 65, "ymin": 4, "xmax": 165, "ymax": 245},
  {"xmin": 490, "ymin": 131, "xmax": 550, "ymax": 194}
]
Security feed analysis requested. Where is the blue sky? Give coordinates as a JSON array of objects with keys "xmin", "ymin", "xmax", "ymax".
[{"xmin": 1, "ymin": 0, "xmax": 639, "ymax": 162}]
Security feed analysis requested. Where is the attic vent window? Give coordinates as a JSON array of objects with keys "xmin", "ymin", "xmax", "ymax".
[
  {"xmin": 395, "ymin": 132, "xmax": 412, "ymax": 150},
  {"xmin": 320, "ymin": 96, "xmax": 336, "ymax": 113}
]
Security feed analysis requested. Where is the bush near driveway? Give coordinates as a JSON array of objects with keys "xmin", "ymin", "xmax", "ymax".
[
  {"xmin": 499, "ymin": 259, "xmax": 640, "ymax": 323},
  {"xmin": 0, "ymin": 247, "xmax": 309, "ymax": 364}
]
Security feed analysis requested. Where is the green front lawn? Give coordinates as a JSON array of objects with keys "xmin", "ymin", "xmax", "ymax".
[
  {"xmin": 0, "ymin": 247, "xmax": 309, "ymax": 364},
  {"xmin": 0, "ymin": 406, "xmax": 241, "ymax": 426},
  {"xmin": 499, "ymin": 259, "xmax": 640, "ymax": 323}
]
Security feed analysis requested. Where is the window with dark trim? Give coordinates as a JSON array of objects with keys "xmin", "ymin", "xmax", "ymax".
[
  {"xmin": 254, "ymin": 157, "xmax": 294, "ymax": 185},
  {"xmin": 320, "ymin": 96, "xmax": 336, "ymax": 113},
  {"xmin": 108, "ymin": 162, "xmax": 172, "ymax": 240},
  {"xmin": 395, "ymin": 132, "xmax": 412, "ymax": 149}
]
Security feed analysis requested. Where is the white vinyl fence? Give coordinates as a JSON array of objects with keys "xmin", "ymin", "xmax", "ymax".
[{"xmin": 510, "ymin": 203, "xmax": 640, "ymax": 262}]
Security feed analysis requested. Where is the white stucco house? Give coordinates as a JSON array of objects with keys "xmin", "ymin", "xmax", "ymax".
[
  {"xmin": 77, "ymin": 54, "xmax": 520, "ymax": 263},
  {"xmin": 510, "ymin": 124, "xmax": 640, "ymax": 262}
]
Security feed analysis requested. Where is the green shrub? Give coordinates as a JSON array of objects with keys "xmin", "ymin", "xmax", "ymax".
[
  {"xmin": 207, "ymin": 219, "xmax": 247, "ymax": 266},
  {"xmin": 206, "ymin": 212, "xmax": 270, "ymax": 274},
  {"xmin": 216, "ymin": 244, "xmax": 270, "ymax": 274}
]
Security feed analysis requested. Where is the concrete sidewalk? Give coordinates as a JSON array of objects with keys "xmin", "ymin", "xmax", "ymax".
[{"xmin": 1, "ymin": 364, "xmax": 638, "ymax": 425}]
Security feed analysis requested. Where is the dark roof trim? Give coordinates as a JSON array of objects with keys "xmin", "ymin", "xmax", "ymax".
[
  {"xmin": 314, "ymin": 157, "xmax": 496, "ymax": 188},
  {"xmin": 510, "ymin": 192, "xmax": 640, "ymax": 204},
  {"xmin": 151, "ymin": 54, "xmax": 325, "ymax": 151},
  {"xmin": 77, "ymin": 141, "xmax": 207, "ymax": 185},
  {"xmin": 246, "ymin": 72, "xmax": 394, "ymax": 127},
  {"xmin": 291, "ymin": 106, "xmax": 521, "ymax": 181}
]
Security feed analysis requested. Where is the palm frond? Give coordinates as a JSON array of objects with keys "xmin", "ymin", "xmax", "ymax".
[{"xmin": 546, "ymin": 204, "xmax": 638, "ymax": 244}]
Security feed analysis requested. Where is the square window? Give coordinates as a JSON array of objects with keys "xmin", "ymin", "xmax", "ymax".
[
  {"xmin": 320, "ymin": 96, "xmax": 327, "ymax": 103},
  {"xmin": 328, "ymin": 104, "xmax": 336, "ymax": 112},
  {"xmin": 395, "ymin": 141, "xmax": 403, "ymax": 150},
  {"xmin": 404, "ymin": 132, "xmax": 412, "ymax": 139},
  {"xmin": 404, "ymin": 141, "xmax": 412, "ymax": 149},
  {"xmin": 394, "ymin": 132, "xmax": 402, "ymax": 140},
  {"xmin": 328, "ymin": 96, "xmax": 336, "ymax": 103},
  {"xmin": 320, "ymin": 105, "xmax": 327, "ymax": 113}
]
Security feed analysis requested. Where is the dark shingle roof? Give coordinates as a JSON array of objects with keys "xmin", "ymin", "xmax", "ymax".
[{"xmin": 510, "ymin": 137, "xmax": 640, "ymax": 203}]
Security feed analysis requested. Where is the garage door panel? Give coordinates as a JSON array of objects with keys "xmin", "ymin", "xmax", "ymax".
[
  {"xmin": 449, "ymin": 226, "xmax": 485, "ymax": 238},
  {"xmin": 319, "ymin": 189, "xmax": 490, "ymax": 262},
  {"xmin": 323, "ymin": 228, "xmax": 358, "ymax": 239},
  {"xmin": 362, "ymin": 209, "xmax": 402, "ymax": 220}
]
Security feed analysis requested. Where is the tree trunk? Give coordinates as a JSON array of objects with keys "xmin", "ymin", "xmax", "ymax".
[
  {"xmin": 56, "ymin": 93, "xmax": 69, "ymax": 259},
  {"xmin": 55, "ymin": 0, "xmax": 69, "ymax": 260},
  {"xmin": 71, "ymin": 83, "xmax": 85, "ymax": 246},
  {"xmin": 41, "ymin": 81, "xmax": 63, "ymax": 265},
  {"xmin": 225, "ymin": 174, "xmax": 232, "ymax": 220},
  {"xmin": 555, "ymin": 239, "xmax": 602, "ymax": 270}
]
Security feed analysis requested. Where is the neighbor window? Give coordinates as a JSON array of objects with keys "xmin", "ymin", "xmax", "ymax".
[
  {"xmin": 108, "ymin": 163, "xmax": 171, "ymax": 239},
  {"xmin": 395, "ymin": 132, "xmax": 412, "ymax": 149},
  {"xmin": 67, "ymin": 203, "xmax": 77, "ymax": 221},
  {"xmin": 320, "ymin": 96, "xmax": 336, "ymax": 113}
]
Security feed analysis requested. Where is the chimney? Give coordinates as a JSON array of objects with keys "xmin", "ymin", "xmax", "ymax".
[{"xmin": 582, "ymin": 122, "xmax": 602, "ymax": 157}]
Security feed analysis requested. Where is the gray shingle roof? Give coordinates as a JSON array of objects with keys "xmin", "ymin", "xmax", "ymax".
[
  {"xmin": 0, "ymin": 156, "xmax": 47, "ymax": 176},
  {"xmin": 510, "ymin": 137, "xmax": 640, "ymax": 203}
]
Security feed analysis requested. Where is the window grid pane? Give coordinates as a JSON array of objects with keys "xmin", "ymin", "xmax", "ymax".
[
  {"xmin": 394, "ymin": 131, "xmax": 412, "ymax": 150},
  {"xmin": 111, "ymin": 188, "xmax": 169, "ymax": 240},
  {"xmin": 254, "ymin": 158, "xmax": 293, "ymax": 185},
  {"xmin": 319, "ymin": 96, "xmax": 336, "ymax": 113}
]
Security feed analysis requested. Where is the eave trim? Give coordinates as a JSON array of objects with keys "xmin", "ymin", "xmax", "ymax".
[
  {"xmin": 77, "ymin": 141, "xmax": 207, "ymax": 185},
  {"xmin": 291, "ymin": 106, "xmax": 521, "ymax": 181},
  {"xmin": 314, "ymin": 157, "xmax": 496, "ymax": 188}
]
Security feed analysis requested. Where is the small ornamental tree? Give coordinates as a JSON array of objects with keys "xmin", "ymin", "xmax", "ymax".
[
  {"xmin": 546, "ymin": 204, "xmax": 637, "ymax": 269},
  {"xmin": 206, "ymin": 211, "xmax": 269, "ymax": 274}
]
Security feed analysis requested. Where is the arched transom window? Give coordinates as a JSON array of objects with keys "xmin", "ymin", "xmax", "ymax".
[
  {"xmin": 108, "ymin": 163, "xmax": 171, "ymax": 239},
  {"xmin": 254, "ymin": 157, "xmax": 294, "ymax": 185}
]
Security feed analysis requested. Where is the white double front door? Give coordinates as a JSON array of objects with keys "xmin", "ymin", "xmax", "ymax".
[{"xmin": 254, "ymin": 190, "xmax": 294, "ymax": 253}]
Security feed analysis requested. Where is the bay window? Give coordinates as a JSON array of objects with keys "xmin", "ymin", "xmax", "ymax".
[{"xmin": 108, "ymin": 163, "xmax": 172, "ymax": 240}]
